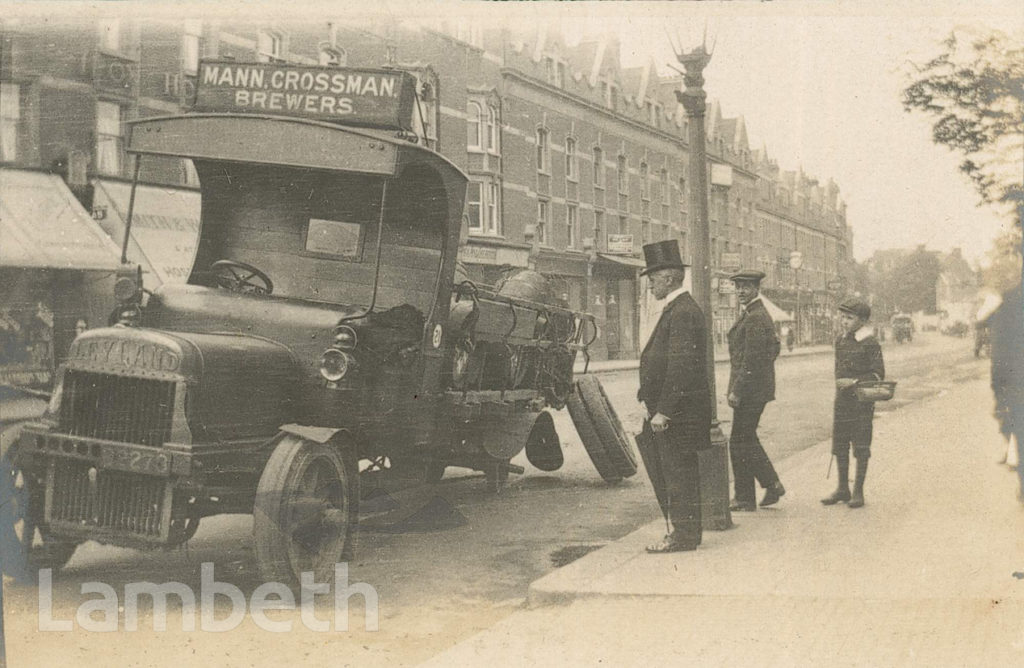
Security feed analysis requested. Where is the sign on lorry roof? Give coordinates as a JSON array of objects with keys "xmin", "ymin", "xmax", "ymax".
[{"xmin": 192, "ymin": 60, "xmax": 417, "ymax": 131}]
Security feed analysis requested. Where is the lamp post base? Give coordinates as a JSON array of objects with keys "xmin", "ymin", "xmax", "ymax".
[{"xmin": 699, "ymin": 420, "xmax": 733, "ymax": 530}]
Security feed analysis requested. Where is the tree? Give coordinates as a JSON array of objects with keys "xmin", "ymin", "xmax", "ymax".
[{"xmin": 903, "ymin": 28, "xmax": 1024, "ymax": 212}]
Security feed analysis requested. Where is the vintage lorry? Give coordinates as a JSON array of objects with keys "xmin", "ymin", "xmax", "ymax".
[{"xmin": 3, "ymin": 61, "xmax": 636, "ymax": 586}]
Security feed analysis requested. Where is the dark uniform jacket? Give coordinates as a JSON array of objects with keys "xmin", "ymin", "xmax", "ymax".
[
  {"xmin": 638, "ymin": 291, "xmax": 712, "ymax": 451},
  {"xmin": 834, "ymin": 327, "xmax": 885, "ymax": 439},
  {"xmin": 726, "ymin": 298, "xmax": 780, "ymax": 404}
]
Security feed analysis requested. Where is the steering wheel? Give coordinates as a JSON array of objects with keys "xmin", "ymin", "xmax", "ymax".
[{"xmin": 210, "ymin": 260, "xmax": 274, "ymax": 295}]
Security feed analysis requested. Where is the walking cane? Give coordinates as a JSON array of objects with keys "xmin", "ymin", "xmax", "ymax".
[{"xmin": 826, "ymin": 454, "xmax": 834, "ymax": 479}]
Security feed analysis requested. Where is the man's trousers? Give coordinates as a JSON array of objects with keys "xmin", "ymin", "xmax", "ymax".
[
  {"xmin": 729, "ymin": 401, "xmax": 780, "ymax": 506},
  {"xmin": 636, "ymin": 419, "xmax": 702, "ymax": 546}
]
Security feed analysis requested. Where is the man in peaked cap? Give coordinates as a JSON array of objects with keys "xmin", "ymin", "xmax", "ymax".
[
  {"xmin": 726, "ymin": 269, "xmax": 786, "ymax": 511},
  {"xmin": 636, "ymin": 240, "xmax": 712, "ymax": 553}
]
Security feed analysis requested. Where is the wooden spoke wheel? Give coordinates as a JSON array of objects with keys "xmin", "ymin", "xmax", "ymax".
[{"xmin": 253, "ymin": 435, "xmax": 358, "ymax": 588}]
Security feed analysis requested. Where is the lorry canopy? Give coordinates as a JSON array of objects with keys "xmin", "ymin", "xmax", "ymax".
[{"xmin": 126, "ymin": 113, "xmax": 466, "ymax": 187}]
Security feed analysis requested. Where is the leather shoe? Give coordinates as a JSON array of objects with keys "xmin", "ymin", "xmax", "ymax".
[
  {"xmin": 760, "ymin": 481, "xmax": 786, "ymax": 507},
  {"xmin": 821, "ymin": 489, "xmax": 851, "ymax": 505},
  {"xmin": 729, "ymin": 499, "xmax": 756, "ymax": 512},
  {"xmin": 645, "ymin": 535, "xmax": 698, "ymax": 553}
]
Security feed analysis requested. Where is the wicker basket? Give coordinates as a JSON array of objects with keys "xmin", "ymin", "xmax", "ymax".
[{"xmin": 854, "ymin": 380, "xmax": 897, "ymax": 403}]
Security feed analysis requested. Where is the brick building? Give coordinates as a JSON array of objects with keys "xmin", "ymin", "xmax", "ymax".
[{"xmin": 1, "ymin": 16, "xmax": 854, "ymax": 359}]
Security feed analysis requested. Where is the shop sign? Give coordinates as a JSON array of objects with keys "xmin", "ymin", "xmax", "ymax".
[
  {"xmin": 721, "ymin": 252, "xmax": 741, "ymax": 272},
  {"xmin": 193, "ymin": 60, "xmax": 416, "ymax": 130},
  {"xmin": 93, "ymin": 53, "xmax": 138, "ymax": 97},
  {"xmin": 606, "ymin": 234, "xmax": 633, "ymax": 254},
  {"xmin": 461, "ymin": 245, "xmax": 498, "ymax": 263}
]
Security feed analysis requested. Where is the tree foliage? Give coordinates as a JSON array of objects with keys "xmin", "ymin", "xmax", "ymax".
[{"xmin": 903, "ymin": 28, "xmax": 1024, "ymax": 212}]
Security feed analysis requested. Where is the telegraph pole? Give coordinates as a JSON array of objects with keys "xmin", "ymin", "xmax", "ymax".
[{"xmin": 675, "ymin": 41, "xmax": 732, "ymax": 530}]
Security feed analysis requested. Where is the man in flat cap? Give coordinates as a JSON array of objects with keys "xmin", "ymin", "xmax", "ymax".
[
  {"xmin": 636, "ymin": 240, "xmax": 712, "ymax": 552},
  {"xmin": 726, "ymin": 269, "xmax": 786, "ymax": 511},
  {"xmin": 823, "ymin": 297, "xmax": 885, "ymax": 508}
]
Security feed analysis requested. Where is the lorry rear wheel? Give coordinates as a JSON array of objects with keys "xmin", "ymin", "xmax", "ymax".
[
  {"xmin": 567, "ymin": 375, "xmax": 639, "ymax": 483},
  {"xmin": 253, "ymin": 435, "xmax": 358, "ymax": 588},
  {"xmin": 1, "ymin": 422, "xmax": 79, "ymax": 582}
]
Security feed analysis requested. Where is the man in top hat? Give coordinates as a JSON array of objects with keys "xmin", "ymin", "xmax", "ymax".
[
  {"xmin": 636, "ymin": 240, "xmax": 712, "ymax": 552},
  {"xmin": 726, "ymin": 269, "xmax": 786, "ymax": 511}
]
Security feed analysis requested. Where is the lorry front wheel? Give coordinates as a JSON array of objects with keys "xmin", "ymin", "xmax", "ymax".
[
  {"xmin": 1, "ymin": 422, "xmax": 79, "ymax": 582},
  {"xmin": 253, "ymin": 435, "xmax": 359, "ymax": 588}
]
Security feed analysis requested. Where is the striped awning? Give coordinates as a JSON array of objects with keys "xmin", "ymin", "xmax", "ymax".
[{"xmin": 0, "ymin": 169, "xmax": 121, "ymax": 271}]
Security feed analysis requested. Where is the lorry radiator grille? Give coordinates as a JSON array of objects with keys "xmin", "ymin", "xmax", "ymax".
[
  {"xmin": 59, "ymin": 371, "xmax": 176, "ymax": 446},
  {"xmin": 50, "ymin": 462, "xmax": 166, "ymax": 537}
]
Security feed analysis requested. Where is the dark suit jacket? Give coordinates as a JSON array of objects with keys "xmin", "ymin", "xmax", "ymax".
[
  {"xmin": 638, "ymin": 291, "xmax": 712, "ymax": 450},
  {"xmin": 726, "ymin": 299, "xmax": 780, "ymax": 404}
]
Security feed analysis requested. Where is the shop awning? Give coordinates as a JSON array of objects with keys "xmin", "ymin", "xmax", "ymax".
[
  {"xmin": 92, "ymin": 179, "xmax": 201, "ymax": 288},
  {"xmin": 760, "ymin": 293, "xmax": 794, "ymax": 322},
  {"xmin": 596, "ymin": 253, "xmax": 646, "ymax": 269},
  {"xmin": 0, "ymin": 169, "xmax": 121, "ymax": 271}
]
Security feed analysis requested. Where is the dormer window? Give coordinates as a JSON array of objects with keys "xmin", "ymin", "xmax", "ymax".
[
  {"xmin": 257, "ymin": 30, "xmax": 284, "ymax": 63},
  {"xmin": 319, "ymin": 46, "xmax": 346, "ymax": 67}
]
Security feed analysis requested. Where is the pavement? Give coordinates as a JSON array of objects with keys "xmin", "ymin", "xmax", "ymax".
[
  {"xmin": 575, "ymin": 343, "xmax": 832, "ymax": 374},
  {"xmin": 424, "ymin": 375, "xmax": 1024, "ymax": 667}
]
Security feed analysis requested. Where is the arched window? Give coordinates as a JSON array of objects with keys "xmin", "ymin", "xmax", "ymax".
[{"xmin": 467, "ymin": 102, "xmax": 482, "ymax": 150}]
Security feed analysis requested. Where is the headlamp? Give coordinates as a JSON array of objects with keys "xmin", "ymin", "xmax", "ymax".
[
  {"xmin": 319, "ymin": 348, "xmax": 354, "ymax": 382},
  {"xmin": 332, "ymin": 325, "xmax": 357, "ymax": 350}
]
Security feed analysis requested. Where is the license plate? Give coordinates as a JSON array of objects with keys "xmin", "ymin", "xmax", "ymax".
[{"xmin": 100, "ymin": 445, "xmax": 171, "ymax": 475}]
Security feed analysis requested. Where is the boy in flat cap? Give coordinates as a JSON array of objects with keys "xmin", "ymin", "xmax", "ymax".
[
  {"xmin": 726, "ymin": 269, "xmax": 785, "ymax": 511},
  {"xmin": 823, "ymin": 297, "xmax": 885, "ymax": 508}
]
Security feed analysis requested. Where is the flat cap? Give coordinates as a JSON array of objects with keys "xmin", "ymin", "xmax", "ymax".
[
  {"xmin": 730, "ymin": 270, "xmax": 766, "ymax": 284},
  {"xmin": 838, "ymin": 297, "xmax": 871, "ymax": 320}
]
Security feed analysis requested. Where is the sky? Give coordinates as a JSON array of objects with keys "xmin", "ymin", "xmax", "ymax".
[
  {"xmin": 531, "ymin": 0, "xmax": 1023, "ymax": 265},
  {"xmin": 6, "ymin": 0, "xmax": 1021, "ymax": 264}
]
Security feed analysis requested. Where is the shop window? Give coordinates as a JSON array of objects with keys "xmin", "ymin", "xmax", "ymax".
[
  {"xmin": 1, "ymin": 83, "xmax": 19, "ymax": 161},
  {"xmin": 182, "ymin": 20, "xmax": 202, "ymax": 75},
  {"xmin": 567, "ymin": 204, "xmax": 579, "ymax": 249},
  {"xmin": 592, "ymin": 147, "xmax": 604, "ymax": 188},
  {"xmin": 96, "ymin": 101, "xmax": 123, "ymax": 176},
  {"xmin": 565, "ymin": 137, "xmax": 577, "ymax": 181},
  {"xmin": 467, "ymin": 102, "xmax": 482, "ymax": 150},
  {"xmin": 536, "ymin": 128, "xmax": 549, "ymax": 173}
]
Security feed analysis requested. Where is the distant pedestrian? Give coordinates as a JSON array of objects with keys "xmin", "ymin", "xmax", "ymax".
[
  {"xmin": 987, "ymin": 282, "xmax": 1024, "ymax": 501},
  {"xmin": 726, "ymin": 270, "xmax": 785, "ymax": 511},
  {"xmin": 784, "ymin": 325, "xmax": 794, "ymax": 352},
  {"xmin": 822, "ymin": 298, "xmax": 885, "ymax": 508},
  {"xmin": 635, "ymin": 240, "xmax": 712, "ymax": 553}
]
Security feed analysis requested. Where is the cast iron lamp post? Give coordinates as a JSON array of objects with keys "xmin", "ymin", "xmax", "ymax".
[{"xmin": 674, "ymin": 40, "xmax": 732, "ymax": 530}]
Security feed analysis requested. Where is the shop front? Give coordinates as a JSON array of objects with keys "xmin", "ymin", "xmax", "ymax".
[
  {"xmin": 1, "ymin": 169, "xmax": 121, "ymax": 404},
  {"xmin": 592, "ymin": 252, "xmax": 644, "ymax": 361},
  {"xmin": 91, "ymin": 178, "xmax": 202, "ymax": 289}
]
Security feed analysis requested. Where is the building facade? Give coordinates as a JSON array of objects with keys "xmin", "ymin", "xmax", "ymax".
[{"xmin": 1, "ymin": 16, "xmax": 855, "ymax": 359}]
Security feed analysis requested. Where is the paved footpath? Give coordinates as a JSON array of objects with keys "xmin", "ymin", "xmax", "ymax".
[{"xmin": 424, "ymin": 377, "xmax": 1024, "ymax": 667}]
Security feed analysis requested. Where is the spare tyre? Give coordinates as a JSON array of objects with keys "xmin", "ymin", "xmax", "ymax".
[{"xmin": 566, "ymin": 374, "xmax": 638, "ymax": 482}]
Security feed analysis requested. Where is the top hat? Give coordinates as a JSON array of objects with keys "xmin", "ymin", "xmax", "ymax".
[
  {"xmin": 730, "ymin": 269, "xmax": 766, "ymax": 284},
  {"xmin": 640, "ymin": 240, "xmax": 688, "ymax": 276},
  {"xmin": 838, "ymin": 297, "xmax": 871, "ymax": 320}
]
